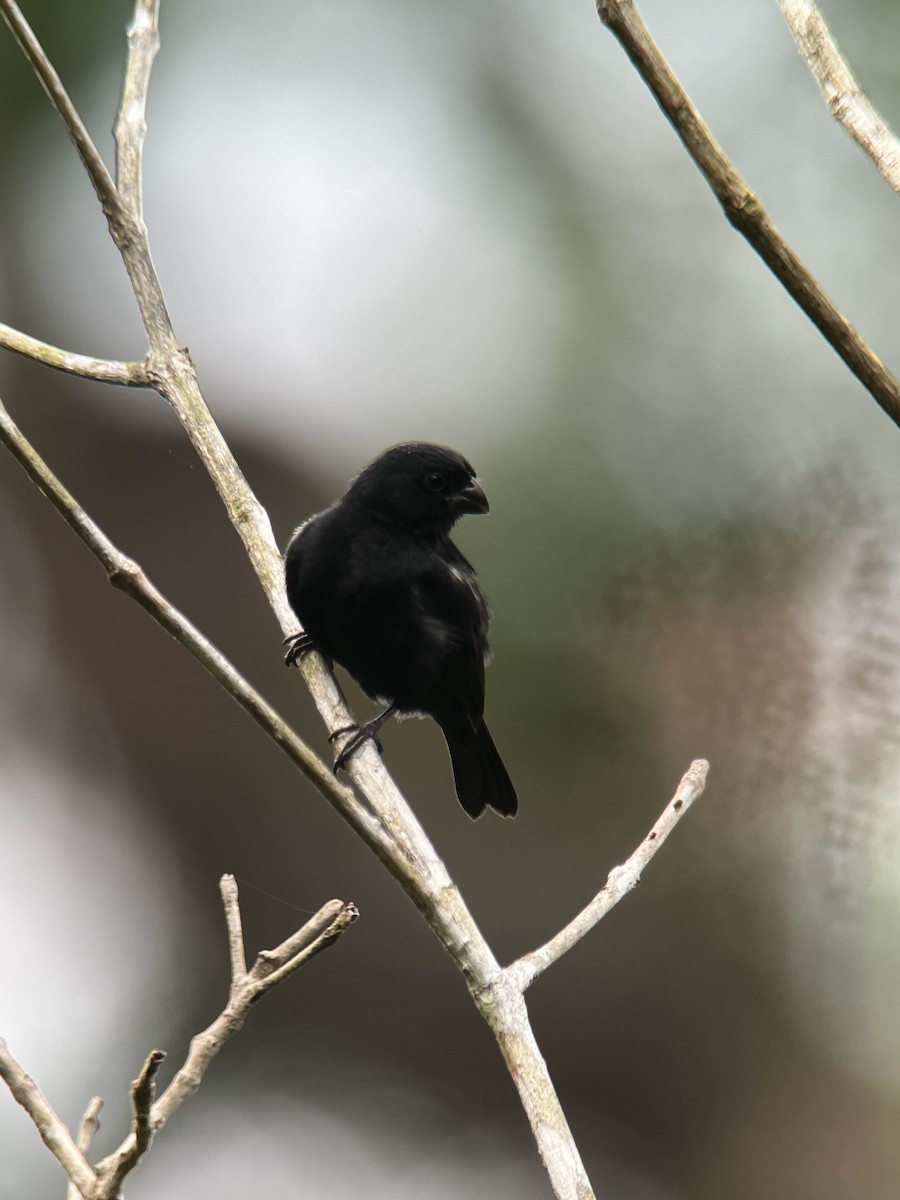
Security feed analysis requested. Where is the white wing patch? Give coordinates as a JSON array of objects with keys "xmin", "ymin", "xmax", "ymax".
[
  {"xmin": 449, "ymin": 563, "xmax": 485, "ymax": 612},
  {"xmin": 448, "ymin": 563, "xmax": 492, "ymax": 664}
]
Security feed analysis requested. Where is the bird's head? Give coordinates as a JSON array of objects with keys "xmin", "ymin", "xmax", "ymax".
[{"xmin": 347, "ymin": 442, "xmax": 489, "ymax": 535}]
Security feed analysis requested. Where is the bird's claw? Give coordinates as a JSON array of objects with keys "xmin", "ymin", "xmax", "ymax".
[
  {"xmin": 329, "ymin": 722, "xmax": 385, "ymax": 773},
  {"xmin": 283, "ymin": 631, "xmax": 313, "ymax": 667}
]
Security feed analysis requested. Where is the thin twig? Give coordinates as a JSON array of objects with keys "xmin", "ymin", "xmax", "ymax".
[
  {"xmin": 115, "ymin": 0, "xmax": 160, "ymax": 217},
  {"xmin": 509, "ymin": 760, "xmax": 708, "ymax": 990},
  {"xmin": 0, "ymin": 323, "xmax": 149, "ymax": 385},
  {"xmin": 0, "ymin": 0, "xmax": 124, "ymax": 227},
  {"xmin": 66, "ymin": 1098, "xmax": 103, "ymax": 1200},
  {"xmin": 597, "ymin": 0, "xmax": 900, "ymax": 429},
  {"xmin": 132, "ymin": 1051, "xmax": 166, "ymax": 1150},
  {"xmin": 76, "ymin": 1097, "xmax": 104, "ymax": 1154},
  {"xmin": 0, "ymin": 1040, "xmax": 97, "ymax": 1199},
  {"xmin": 97, "ymin": 1050, "xmax": 166, "ymax": 1195},
  {"xmin": 130, "ymin": 1056, "xmax": 165, "ymax": 1137},
  {"xmin": 777, "ymin": 0, "xmax": 900, "ymax": 194},
  {"xmin": 220, "ymin": 875, "xmax": 248, "ymax": 982}
]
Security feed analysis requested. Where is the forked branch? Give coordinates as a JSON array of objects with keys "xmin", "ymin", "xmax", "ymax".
[
  {"xmin": 1, "ymin": 877, "xmax": 357, "ymax": 1200},
  {"xmin": 94, "ymin": 877, "xmax": 358, "ymax": 1187}
]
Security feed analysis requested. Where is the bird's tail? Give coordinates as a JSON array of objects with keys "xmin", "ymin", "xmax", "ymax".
[{"xmin": 439, "ymin": 713, "xmax": 518, "ymax": 819}]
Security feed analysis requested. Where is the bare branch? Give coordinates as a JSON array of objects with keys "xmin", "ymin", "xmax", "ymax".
[
  {"xmin": 597, "ymin": 0, "xmax": 900, "ymax": 429},
  {"xmin": 509, "ymin": 761, "xmax": 709, "ymax": 990},
  {"xmin": 115, "ymin": 0, "xmax": 160, "ymax": 217},
  {"xmin": 66, "ymin": 1098, "xmax": 103, "ymax": 1200},
  {"xmin": 156, "ymin": 898, "xmax": 358, "ymax": 1124},
  {"xmin": 0, "ymin": 0, "xmax": 123, "ymax": 227},
  {"xmin": 94, "ymin": 886, "xmax": 358, "ymax": 1178},
  {"xmin": 0, "ymin": 1040, "xmax": 97, "ymax": 1199},
  {"xmin": 97, "ymin": 1050, "xmax": 167, "ymax": 1195},
  {"xmin": 0, "ymin": 876, "xmax": 356, "ymax": 1196},
  {"xmin": 480, "ymin": 980, "xmax": 596, "ymax": 1199},
  {"xmin": 777, "ymin": 0, "xmax": 900, "ymax": 194},
  {"xmin": 75, "ymin": 1097, "xmax": 104, "ymax": 1154},
  {"xmin": 220, "ymin": 874, "xmax": 248, "ymax": 982},
  {"xmin": 0, "ymin": 323, "xmax": 149, "ymax": 386},
  {"xmin": 131, "ymin": 1050, "xmax": 166, "ymax": 1149}
]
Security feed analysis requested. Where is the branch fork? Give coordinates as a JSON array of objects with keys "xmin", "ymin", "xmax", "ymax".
[{"xmin": 0, "ymin": 877, "xmax": 357, "ymax": 1200}]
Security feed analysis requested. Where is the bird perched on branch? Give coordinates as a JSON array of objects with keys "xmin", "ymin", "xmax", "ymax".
[{"xmin": 284, "ymin": 442, "xmax": 517, "ymax": 819}]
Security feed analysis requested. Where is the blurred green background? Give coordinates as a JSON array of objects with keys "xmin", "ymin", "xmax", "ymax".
[{"xmin": 3, "ymin": 1, "xmax": 900, "ymax": 1196}]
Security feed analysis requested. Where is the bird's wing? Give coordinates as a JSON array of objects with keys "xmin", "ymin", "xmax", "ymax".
[{"xmin": 415, "ymin": 543, "xmax": 489, "ymax": 721}]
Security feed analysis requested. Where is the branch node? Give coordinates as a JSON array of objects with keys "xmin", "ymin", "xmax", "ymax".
[{"xmin": 106, "ymin": 557, "xmax": 144, "ymax": 592}]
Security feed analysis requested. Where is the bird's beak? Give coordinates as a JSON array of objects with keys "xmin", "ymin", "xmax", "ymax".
[{"xmin": 453, "ymin": 476, "xmax": 489, "ymax": 515}]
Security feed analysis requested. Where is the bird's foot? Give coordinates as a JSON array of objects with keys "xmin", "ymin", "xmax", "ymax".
[
  {"xmin": 283, "ymin": 630, "xmax": 314, "ymax": 667},
  {"xmin": 329, "ymin": 722, "xmax": 385, "ymax": 772}
]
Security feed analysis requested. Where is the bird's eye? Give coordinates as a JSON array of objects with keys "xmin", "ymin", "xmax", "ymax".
[{"xmin": 423, "ymin": 472, "xmax": 446, "ymax": 492}]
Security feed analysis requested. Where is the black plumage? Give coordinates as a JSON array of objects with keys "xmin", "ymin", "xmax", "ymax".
[{"xmin": 284, "ymin": 442, "xmax": 517, "ymax": 819}]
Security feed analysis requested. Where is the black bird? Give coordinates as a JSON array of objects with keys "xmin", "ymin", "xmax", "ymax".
[{"xmin": 284, "ymin": 442, "xmax": 517, "ymax": 819}]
